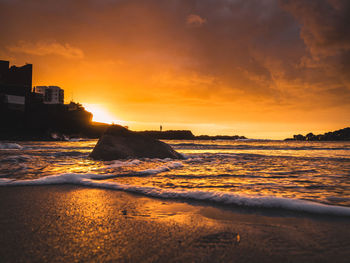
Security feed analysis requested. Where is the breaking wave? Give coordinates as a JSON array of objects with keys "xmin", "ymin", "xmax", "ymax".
[
  {"xmin": 1, "ymin": 139, "xmax": 350, "ymax": 216},
  {"xmin": 1, "ymin": 171, "xmax": 350, "ymax": 217}
]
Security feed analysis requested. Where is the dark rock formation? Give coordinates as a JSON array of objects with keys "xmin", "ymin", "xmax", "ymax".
[
  {"xmin": 90, "ymin": 125, "xmax": 184, "ymax": 160},
  {"xmin": 285, "ymin": 127, "xmax": 350, "ymax": 141},
  {"xmin": 0, "ymin": 100, "xmax": 111, "ymax": 140},
  {"xmin": 138, "ymin": 130, "xmax": 195, "ymax": 140},
  {"xmin": 138, "ymin": 130, "xmax": 247, "ymax": 140},
  {"xmin": 195, "ymin": 135, "xmax": 247, "ymax": 140}
]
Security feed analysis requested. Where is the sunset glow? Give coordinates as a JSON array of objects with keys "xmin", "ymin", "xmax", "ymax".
[
  {"xmin": 83, "ymin": 103, "xmax": 123, "ymax": 125},
  {"xmin": 1, "ymin": 0, "xmax": 349, "ymax": 139},
  {"xmin": 1, "ymin": 1, "xmax": 350, "ymax": 261}
]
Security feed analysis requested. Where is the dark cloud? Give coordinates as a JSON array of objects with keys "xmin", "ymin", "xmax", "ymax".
[
  {"xmin": 280, "ymin": 0, "xmax": 350, "ymax": 84},
  {"xmin": 0, "ymin": 0, "xmax": 349, "ymax": 128},
  {"xmin": 281, "ymin": 0, "xmax": 350, "ymax": 53}
]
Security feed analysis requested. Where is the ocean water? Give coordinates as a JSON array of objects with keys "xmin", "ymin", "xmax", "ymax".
[{"xmin": 1, "ymin": 139, "xmax": 350, "ymax": 216}]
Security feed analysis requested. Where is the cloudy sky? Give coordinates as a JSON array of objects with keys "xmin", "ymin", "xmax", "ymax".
[{"xmin": 1, "ymin": 0, "xmax": 349, "ymax": 138}]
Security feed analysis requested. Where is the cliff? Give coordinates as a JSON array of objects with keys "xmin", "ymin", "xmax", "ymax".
[
  {"xmin": 0, "ymin": 102, "xmax": 109, "ymax": 140},
  {"xmin": 0, "ymin": 100, "xmax": 247, "ymax": 141}
]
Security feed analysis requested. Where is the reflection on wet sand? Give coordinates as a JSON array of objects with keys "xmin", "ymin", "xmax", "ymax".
[{"xmin": 1, "ymin": 186, "xmax": 350, "ymax": 262}]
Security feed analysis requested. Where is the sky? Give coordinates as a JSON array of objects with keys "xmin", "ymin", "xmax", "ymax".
[{"xmin": 0, "ymin": 0, "xmax": 349, "ymax": 139}]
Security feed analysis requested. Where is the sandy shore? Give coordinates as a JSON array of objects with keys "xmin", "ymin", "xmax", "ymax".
[{"xmin": 0, "ymin": 186, "xmax": 349, "ymax": 262}]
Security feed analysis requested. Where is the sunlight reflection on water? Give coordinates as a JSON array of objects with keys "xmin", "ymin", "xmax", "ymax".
[{"xmin": 1, "ymin": 139, "xmax": 349, "ymax": 207}]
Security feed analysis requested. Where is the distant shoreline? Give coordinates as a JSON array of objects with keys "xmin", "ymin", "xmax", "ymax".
[
  {"xmin": 2, "ymin": 121, "xmax": 349, "ymax": 142},
  {"xmin": 137, "ymin": 130, "xmax": 246, "ymax": 141},
  {"xmin": 0, "ymin": 122, "xmax": 247, "ymax": 141},
  {"xmin": 285, "ymin": 127, "xmax": 350, "ymax": 141}
]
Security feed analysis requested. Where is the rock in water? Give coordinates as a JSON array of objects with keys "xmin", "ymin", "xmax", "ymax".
[{"xmin": 89, "ymin": 125, "xmax": 184, "ymax": 160}]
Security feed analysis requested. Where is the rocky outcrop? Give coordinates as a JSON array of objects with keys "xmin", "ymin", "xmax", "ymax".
[
  {"xmin": 89, "ymin": 125, "xmax": 184, "ymax": 160},
  {"xmin": 285, "ymin": 127, "xmax": 350, "ymax": 141},
  {"xmin": 138, "ymin": 130, "xmax": 195, "ymax": 140}
]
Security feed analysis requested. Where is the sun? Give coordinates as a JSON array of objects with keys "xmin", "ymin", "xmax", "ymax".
[{"xmin": 83, "ymin": 103, "xmax": 124, "ymax": 125}]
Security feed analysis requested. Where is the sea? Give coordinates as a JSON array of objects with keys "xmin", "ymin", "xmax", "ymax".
[{"xmin": 1, "ymin": 139, "xmax": 350, "ymax": 216}]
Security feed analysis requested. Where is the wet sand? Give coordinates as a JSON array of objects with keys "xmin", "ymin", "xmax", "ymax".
[{"xmin": 0, "ymin": 186, "xmax": 349, "ymax": 263}]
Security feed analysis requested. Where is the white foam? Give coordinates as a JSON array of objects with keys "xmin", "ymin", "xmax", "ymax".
[
  {"xmin": 69, "ymin": 138, "xmax": 87, "ymax": 142},
  {"xmin": 51, "ymin": 133, "xmax": 59, "ymax": 140},
  {"xmin": 138, "ymin": 166, "xmax": 170, "ymax": 175},
  {"xmin": 167, "ymin": 162, "xmax": 184, "ymax": 169},
  {"xmin": 0, "ymin": 173, "xmax": 90, "ymax": 186},
  {"xmin": 105, "ymin": 159, "xmax": 142, "ymax": 169},
  {"xmin": 0, "ymin": 143, "xmax": 23, "ymax": 150},
  {"xmin": 138, "ymin": 162, "xmax": 184, "ymax": 175},
  {"xmin": 184, "ymin": 157, "xmax": 209, "ymax": 164},
  {"xmin": 0, "ymin": 178, "xmax": 14, "ymax": 183},
  {"xmin": 1, "ymin": 172, "xmax": 350, "ymax": 217}
]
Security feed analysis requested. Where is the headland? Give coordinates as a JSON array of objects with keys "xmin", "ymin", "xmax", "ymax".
[
  {"xmin": 285, "ymin": 127, "xmax": 350, "ymax": 141},
  {"xmin": 0, "ymin": 60, "xmax": 248, "ymax": 141}
]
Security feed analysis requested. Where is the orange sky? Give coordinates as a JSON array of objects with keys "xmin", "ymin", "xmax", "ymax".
[{"xmin": 1, "ymin": 0, "xmax": 349, "ymax": 139}]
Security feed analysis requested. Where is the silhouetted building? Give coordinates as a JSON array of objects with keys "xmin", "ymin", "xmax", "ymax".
[
  {"xmin": 0, "ymin": 60, "xmax": 10, "ymax": 80},
  {"xmin": 34, "ymin": 86, "xmax": 64, "ymax": 104},
  {"xmin": 0, "ymin": 60, "xmax": 32, "ymax": 111},
  {"xmin": 1, "ymin": 94, "xmax": 25, "ymax": 111},
  {"xmin": 0, "ymin": 60, "xmax": 99, "ymax": 140},
  {"xmin": 66, "ymin": 101, "xmax": 82, "ymax": 111},
  {"xmin": 0, "ymin": 60, "xmax": 32, "ymax": 88}
]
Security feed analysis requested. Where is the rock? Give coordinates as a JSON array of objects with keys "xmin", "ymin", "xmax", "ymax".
[
  {"xmin": 89, "ymin": 125, "xmax": 184, "ymax": 160},
  {"xmin": 286, "ymin": 127, "xmax": 350, "ymax": 141}
]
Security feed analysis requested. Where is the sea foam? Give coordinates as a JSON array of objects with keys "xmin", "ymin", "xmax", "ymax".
[
  {"xmin": 1, "ymin": 171, "xmax": 350, "ymax": 217},
  {"xmin": 137, "ymin": 162, "xmax": 184, "ymax": 175},
  {"xmin": 105, "ymin": 159, "xmax": 142, "ymax": 169},
  {"xmin": 0, "ymin": 143, "xmax": 23, "ymax": 150}
]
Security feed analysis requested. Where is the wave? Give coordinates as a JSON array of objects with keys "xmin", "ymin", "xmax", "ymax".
[
  {"xmin": 1, "ymin": 172, "xmax": 350, "ymax": 217},
  {"xmin": 68, "ymin": 138, "xmax": 89, "ymax": 142},
  {"xmin": 99, "ymin": 160, "xmax": 183, "ymax": 172},
  {"xmin": 52, "ymin": 151, "xmax": 87, "ymax": 157},
  {"xmin": 0, "ymin": 143, "xmax": 23, "ymax": 150},
  {"xmin": 104, "ymin": 159, "xmax": 142, "ymax": 169},
  {"xmin": 137, "ymin": 162, "xmax": 184, "ymax": 175}
]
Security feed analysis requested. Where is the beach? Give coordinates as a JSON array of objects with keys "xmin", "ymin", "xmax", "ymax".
[
  {"xmin": 1, "ymin": 185, "xmax": 349, "ymax": 263},
  {"xmin": 2, "ymin": 1, "xmax": 350, "ymax": 261},
  {"xmin": 1, "ymin": 139, "xmax": 350, "ymax": 262}
]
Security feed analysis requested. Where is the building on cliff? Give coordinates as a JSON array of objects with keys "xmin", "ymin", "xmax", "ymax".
[
  {"xmin": 0, "ymin": 59, "xmax": 96, "ymax": 139},
  {"xmin": 33, "ymin": 86, "xmax": 64, "ymax": 104},
  {"xmin": 0, "ymin": 60, "xmax": 32, "ymax": 111}
]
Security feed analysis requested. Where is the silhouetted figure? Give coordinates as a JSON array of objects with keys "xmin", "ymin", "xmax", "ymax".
[{"xmin": 160, "ymin": 125, "xmax": 162, "ymax": 132}]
